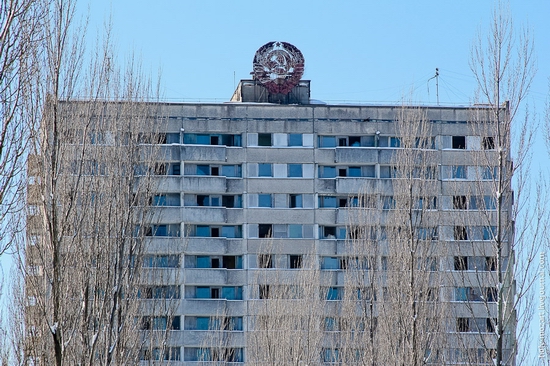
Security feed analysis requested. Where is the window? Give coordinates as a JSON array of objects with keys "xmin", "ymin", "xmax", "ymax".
[
  {"xmin": 259, "ymin": 285, "xmax": 270, "ymax": 299},
  {"xmin": 318, "ymin": 166, "xmax": 336, "ymax": 178},
  {"xmin": 457, "ymin": 318, "xmax": 470, "ymax": 332},
  {"xmin": 319, "ymin": 135, "xmax": 336, "ymax": 148},
  {"xmin": 348, "ymin": 136, "xmax": 361, "ymax": 146},
  {"xmin": 382, "ymin": 196, "xmax": 395, "ymax": 210},
  {"xmin": 483, "ymin": 195, "xmax": 497, "ymax": 210},
  {"xmin": 321, "ymin": 257, "xmax": 339, "ymax": 270},
  {"xmin": 379, "ymin": 166, "xmax": 398, "ymax": 179},
  {"xmin": 184, "ymin": 133, "xmax": 241, "ymax": 146},
  {"xmin": 319, "ymin": 196, "xmax": 337, "ymax": 208},
  {"xmin": 184, "ymin": 347, "xmax": 243, "ymax": 362},
  {"xmin": 348, "ymin": 166, "xmax": 361, "ymax": 177},
  {"xmin": 289, "ymin": 255, "xmax": 302, "ymax": 269},
  {"xmin": 287, "ymin": 164, "xmax": 303, "ymax": 177},
  {"xmin": 258, "ymin": 194, "xmax": 272, "ymax": 207},
  {"xmin": 321, "ymin": 226, "xmax": 336, "ymax": 239},
  {"xmin": 453, "ymin": 196, "xmax": 467, "ymax": 210},
  {"xmin": 258, "ymin": 163, "xmax": 272, "ymax": 177},
  {"xmin": 221, "ymin": 165, "xmax": 242, "ymax": 177},
  {"xmin": 139, "ymin": 286, "xmax": 180, "ymax": 299},
  {"xmin": 326, "ymin": 287, "xmax": 342, "ymax": 300},
  {"xmin": 258, "ymin": 254, "xmax": 273, "ymax": 268},
  {"xmin": 258, "ymin": 224, "xmax": 272, "ymax": 238},
  {"xmin": 454, "ymin": 226, "xmax": 468, "ymax": 240},
  {"xmin": 288, "ymin": 133, "xmax": 303, "ymax": 146},
  {"xmin": 483, "ymin": 226, "xmax": 496, "ymax": 240},
  {"xmin": 152, "ymin": 193, "xmax": 180, "ymax": 206},
  {"xmin": 323, "ymin": 349, "xmax": 340, "ymax": 363},
  {"xmin": 482, "ymin": 136, "xmax": 495, "ymax": 150},
  {"xmin": 482, "ymin": 166, "xmax": 498, "ymax": 180},
  {"xmin": 389, "ymin": 137, "xmax": 401, "ymax": 147},
  {"xmin": 144, "ymin": 224, "xmax": 180, "ymax": 237},
  {"xmin": 452, "ymin": 136, "xmax": 466, "ymax": 149},
  {"xmin": 141, "ymin": 316, "xmax": 181, "ymax": 331},
  {"xmin": 140, "ymin": 347, "xmax": 180, "ymax": 361},
  {"xmin": 289, "ymin": 194, "xmax": 302, "ymax": 208},
  {"xmin": 258, "ymin": 133, "xmax": 272, "ymax": 146},
  {"xmin": 143, "ymin": 255, "xmax": 179, "ymax": 268},
  {"xmin": 288, "ymin": 224, "xmax": 303, "ymax": 238},
  {"xmin": 452, "ymin": 165, "xmax": 467, "ymax": 179},
  {"xmin": 454, "ymin": 256, "xmax": 468, "ymax": 271},
  {"xmin": 485, "ymin": 257, "xmax": 497, "ymax": 271}
]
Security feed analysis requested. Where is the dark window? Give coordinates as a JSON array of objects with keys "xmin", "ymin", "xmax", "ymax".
[
  {"xmin": 487, "ymin": 318, "xmax": 496, "ymax": 332},
  {"xmin": 486, "ymin": 287, "xmax": 498, "ymax": 302},
  {"xmin": 454, "ymin": 226, "xmax": 468, "ymax": 240},
  {"xmin": 211, "ymin": 288, "xmax": 220, "ymax": 299},
  {"xmin": 223, "ymin": 256, "xmax": 236, "ymax": 269},
  {"xmin": 197, "ymin": 195, "xmax": 209, "ymax": 206},
  {"xmin": 457, "ymin": 318, "xmax": 470, "ymax": 332},
  {"xmin": 454, "ymin": 256, "xmax": 468, "ymax": 271},
  {"xmin": 211, "ymin": 258, "xmax": 220, "ymax": 268},
  {"xmin": 338, "ymin": 138, "xmax": 347, "ymax": 147},
  {"xmin": 259, "ymin": 224, "xmax": 272, "ymax": 238},
  {"xmin": 453, "ymin": 195, "xmax": 467, "ymax": 210},
  {"xmin": 289, "ymin": 194, "xmax": 302, "ymax": 208},
  {"xmin": 222, "ymin": 195, "xmax": 234, "ymax": 208},
  {"xmin": 211, "ymin": 166, "xmax": 219, "ymax": 176},
  {"xmin": 211, "ymin": 227, "xmax": 220, "ymax": 237},
  {"xmin": 348, "ymin": 136, "xmax": 361, "ymax": 146},
  {"xmin": 258, "ymin": 254, "xmax": 272, "ymax": 268},
  {"xmin": 485, "ymin": 257, "xmax": 496, "ymax": 271},
  {"xmin": 210, "ymin": 135, "xmax": 219, "ymax": 145},
  {"xmin": 258, "ymin": 133, "xmax": 272, "ymax": 146},
  {"xmin": 483, "ymin": 136, "xmax": 495, "ymax": 150},
  {"xmin": 338, "ymin": 168, "xmax": 347, "ymax": 177},
  {"xmin": 452, "ymin": 136, "xmax": 466, "ymax": 149},
  {"xmin": 259, "ymin": 285, "xmax": 270, "ymax": 299},
  {"xmin": 323, "ymin": 226, "xmax": 336, "ymax": 239},
  {"xmin": 290, "ymin": 255, "xmax": 302, "ymax": 269}
]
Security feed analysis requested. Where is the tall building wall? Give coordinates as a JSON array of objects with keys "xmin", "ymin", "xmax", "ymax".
[{"xmin": 138, "ymin": 101, "xmax": 513, "ymax": 364}]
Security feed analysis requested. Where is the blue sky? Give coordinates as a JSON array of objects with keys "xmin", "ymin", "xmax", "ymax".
[{"xmin": 82, "ymin": 0, "xmax": 549, "ymax": 107}]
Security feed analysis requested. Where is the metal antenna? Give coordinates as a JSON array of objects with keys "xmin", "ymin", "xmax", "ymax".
[{"xmin": 428, "ymin": 68, "xmax": 440, "ymax": 105}]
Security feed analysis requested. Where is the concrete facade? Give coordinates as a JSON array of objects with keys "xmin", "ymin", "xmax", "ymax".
[{"xmin": 137, "ymin": 84, "xmax": 514, "ymax": 364}]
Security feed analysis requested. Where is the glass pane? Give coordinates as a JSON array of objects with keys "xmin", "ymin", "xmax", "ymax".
[
  {"xmin": 320, "ymin": 136, "xmax": 336, "ymax": 148},
  {"xmin": 322, "ymin": 257, "xmax": 339, "ymax": 269},
  {"xmin": 197, "ymin": 165, "xmax": 209, "ymax": 175},
  {"xmin": 319, "ymin": 166, "xmax": 336, "ymax": 178},
  {"xmin": 196, "ymin": 317, "xmax": 210, "ymax": 330},
  {"xmin": 196, "ymin": 134, "xmax": 209, "ymax": 144},
  {"xmin": 288, "ymin": 224, "xmax": 302, "ymax": 238},
  {"xmin": 196, "ymin": 256, "xmax": 210, "ymax": 268},
  {"xmin": 196, "ymin": 225, "xmax": 210, "ymax": 237},
  {"xmin": 348, "ymin": 166, "xmax": 361, "ymax": 177},
  {"xmin": 258, "ymin": 194, "xmax": 272, "ymax": 207},
  {"xmin": 196, "ymin": 287, "xmax": 210, "ymax": 299},
  {"xmin": 288, "ymin": 164, "xmax": 302, "ymax": 177},
  {"xmin": 258, "ymin": 163, "xmax": 272, "ymax": 177},
  {"xmin": 222, "ymin": 287, "xmax": 235, "ymax": 300},
  {"xmin": 288, "ymin": 134, "xmax": 302, "ymax": 146},
  {"xmin": 319, "ymin": 196, "xmax": 337, "ymax": 208}
]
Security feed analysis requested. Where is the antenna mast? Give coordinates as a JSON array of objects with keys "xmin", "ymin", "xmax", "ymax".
[{"xmin": 428, "ymin": 68, "xmax": 440, "ymax": 105}]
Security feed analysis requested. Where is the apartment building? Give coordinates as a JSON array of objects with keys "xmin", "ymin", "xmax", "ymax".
[{"xmin": 25, "ymin": 42, "xmax": 515, "ymax": 365}]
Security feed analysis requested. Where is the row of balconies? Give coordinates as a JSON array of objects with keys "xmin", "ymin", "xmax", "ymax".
[{"xmin": 164, "ymin": 143, "xmax": 499, "ymax": 166}]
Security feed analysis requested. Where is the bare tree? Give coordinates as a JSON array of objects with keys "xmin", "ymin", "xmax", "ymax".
[
  {"xmin": 0, "ymin": 0, "xmax": 47, "ymax": 256},
  {"xmin": 463, "ymin": 1, "xmax": 540, "ymax": 364},
  {"xmin": 16, "ymin": 0, "xmax": 166, "ymax": 364}
]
